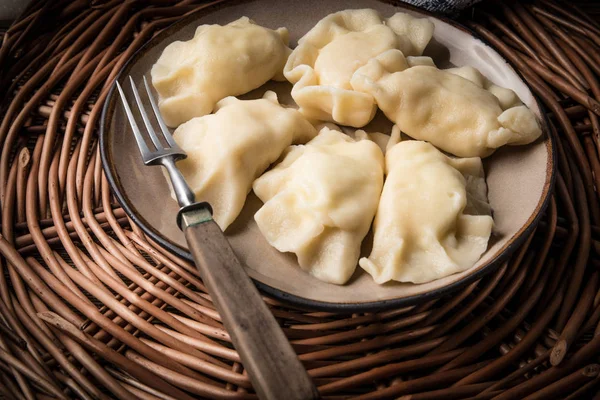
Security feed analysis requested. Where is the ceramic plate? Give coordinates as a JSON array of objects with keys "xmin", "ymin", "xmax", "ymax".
[{"xmin": 100, "ymin": 0, "xmax": 555, "ymax": 311}]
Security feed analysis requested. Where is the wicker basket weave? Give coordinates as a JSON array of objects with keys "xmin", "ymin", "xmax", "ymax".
[{"xmin": 0, "ymin": 0, "xmax": 599, "ymax": 398}]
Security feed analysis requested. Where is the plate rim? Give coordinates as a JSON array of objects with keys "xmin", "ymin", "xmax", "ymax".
[{"xmin": 100, "ymin": 0, "xmax": 556, "ymax": 312}]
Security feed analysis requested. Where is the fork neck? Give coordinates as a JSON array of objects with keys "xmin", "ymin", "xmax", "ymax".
[{"xmin": 160, "ymin": 157, "xmax": 196, "ymax": 207}]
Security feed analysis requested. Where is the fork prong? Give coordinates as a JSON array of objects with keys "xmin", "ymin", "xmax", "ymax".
[
  {"xmin": 116, "ymin": 80, "xmax": 152, "ymax": 160},
  {"xmin": 143, "ymin": 75, "xmax": 182, "ymax": 151},
  {"xmin": 128, "ymin": 75, "xmax": 164, "ymax": 151}
]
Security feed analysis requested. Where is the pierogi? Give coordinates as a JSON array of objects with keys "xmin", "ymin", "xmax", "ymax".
[
  {"xmin": 151, "ymin": 17, "xmax": 291, "ymax": 127},
  {"xmin": 146, "ymin": 8, "xmax": 547, "ymax": 287},
  {"xmin": 359, "ymin": 139, "xmax": 494, "ymax": 284},
  {"xmin": 350, "ymin": 49, "xmax": 542, "ymax": 157},
  {"xmin": 253, "ymin": 127, "xmax": 384, "ymax": 284},
  {"xmin": 172, "ymin": 92, "xmax": 317, "ymax": 230},
  {"xmin": 284, "ymin": 9, "xmax": 434, "ymax": 127}
]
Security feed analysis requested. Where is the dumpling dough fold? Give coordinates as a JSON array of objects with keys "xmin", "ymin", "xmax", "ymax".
[
  {"xmin": 350, "ymin": 49, "xmax": 542, "ymax": 157},
  {"xmin": 172, "ymin": 92, "xmax": 317, "ymax": 230},
  {"xmin": 284, "ymin": 9, "xmax": 434, "ymax": 127},
  {"xmin": 152, "ymin": 17, "xmax": 291, "ymax": 127},
  {"xmin": 359, "ymin": 139, "xmax": 494, "ymax": 284},
  {"xmin": 253, "ymin": 127, "xmax": 384, "ymax": 285}
]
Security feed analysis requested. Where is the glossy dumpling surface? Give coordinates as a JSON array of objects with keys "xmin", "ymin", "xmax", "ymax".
[
  {"xmin": 152, "ymin": 17, "xmax": 291, "ymax": 127},
  {"xmin": 351, "ymin": 50, "xmax": 542, "ymax": 157},
  {"xmin": 284, "ymin": 9, "xmax": 433, "ymax": 128},
  {"xmin": 253, "ymin": 127, "xmax": 384, "ymax": 284},
  {"xmin": 172, "ymin": 92, "xmax": 317, "ymax": 230},
  {"xmin": 359, "ymin": 139, "xmax": 494, "ymax": 284}
]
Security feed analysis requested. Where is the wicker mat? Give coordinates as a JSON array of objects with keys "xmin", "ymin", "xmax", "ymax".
[{"xmin": 0, "ymin": 0, "xmax": 599, "ymax": 398}]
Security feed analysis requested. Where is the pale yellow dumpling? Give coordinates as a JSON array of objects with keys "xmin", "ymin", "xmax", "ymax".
[
  {"xmin": 284, "ymin": 9, "xmax": 434, "ymax": 128},
  {"xmin": 350, "ymin": 49, "xmax": 542, "ymax": 157},
  {"xmin": 359, "ymin": 139, "xmax": 494, "ymax": 284},
  {"xmin": 253, "ymin": 127, "xmax": 384, "ymax": 285},
  {"xmin": 152, "ymin": 17, "xmax": 291, "ymax": 127},
  {"xmin": 172, "ymin": 92, "xmax": 317, "ymax": 230}
]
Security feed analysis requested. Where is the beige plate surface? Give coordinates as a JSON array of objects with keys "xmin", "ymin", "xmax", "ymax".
[{"xmin": 101, "ymin": 0, "xmax": 555, "ymax": 311}]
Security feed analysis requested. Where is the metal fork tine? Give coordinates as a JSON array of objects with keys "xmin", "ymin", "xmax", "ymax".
[
  {"xmin": 143, "ymin": 75, "xmax": 181, "ymax": 151},
  {"xmin": 128, "ymin": 75, "xmax": 163, "ymax": 151},
  {"xmin": 116, "ymin": 81, "xmax": 152, "ymax": 159}
]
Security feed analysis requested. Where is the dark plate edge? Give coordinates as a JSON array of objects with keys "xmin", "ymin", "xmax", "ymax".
[{"xmin": 100, "ymin": 0, "xmax": 557, "ymax": 312}]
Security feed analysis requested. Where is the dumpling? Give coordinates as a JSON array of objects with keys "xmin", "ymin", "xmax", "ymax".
[
  {"xmin": 350, "ymin": 49, "xmax": 542, "ymax": 157},
  {"xmin": 284, "ymin": 9, "xmax": 434, "ymax": 128},
  {"xmin": 359, "ymin": 137, "xmax": 494, "ymax": 284},
  {"xmin": 151, "ymin": 17, "xmax": 291, "ymax": 127},
  {"xmin": 253, "ymin": 127, "xmax": 384, "ymax": 284},
  {"xmin": 172, "ymin": 92, "xmax": 317, "ymax": 230}
]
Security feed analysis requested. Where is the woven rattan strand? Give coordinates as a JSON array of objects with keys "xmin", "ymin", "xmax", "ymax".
[{"xmin": 1, "ymin": 0, "xmax": 600, "ymax": 398}]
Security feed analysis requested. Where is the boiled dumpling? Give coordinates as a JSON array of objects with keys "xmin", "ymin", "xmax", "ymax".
[
  {"xmin": 253, "ymin": 127, "xmax": 384, "ymax": 284},
  {"xmin": 359, "ymin": 137, "xmax": 494, "ymax": 284},
  {"xmin": 151, "ymin": 17, "xmax": 291, "ymax": 127},
  {"xmin": 284, "ymin": 9, "xmax": 434, "ymax": 127},
  {"xmin": 350, "ymin": 49, "xmax": 542, "ymax": 157},
  {"xmin": 172, "ymin": 92, "xmax": 317, "ymax": 230}
]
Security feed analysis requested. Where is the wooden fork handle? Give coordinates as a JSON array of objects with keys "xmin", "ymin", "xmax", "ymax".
[{"xmin": 180, "ymin": 206, "xmax": 319, "ymax": 400}]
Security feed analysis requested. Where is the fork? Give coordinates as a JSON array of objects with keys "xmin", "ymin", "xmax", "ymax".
[{"xmin": 116, "ymin": 76, "xmax": 319, "ymax": 400}]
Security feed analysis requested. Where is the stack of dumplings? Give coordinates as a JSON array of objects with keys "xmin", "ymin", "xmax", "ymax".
[
  {"xmin": 150, "ymin": 8, "xmax": 543, "ymax": 286},
  {"xmin": 284, "ymin": 9, "xmax": 434, "ymax": 127}
]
